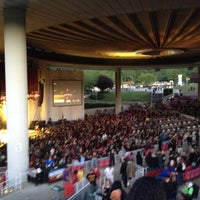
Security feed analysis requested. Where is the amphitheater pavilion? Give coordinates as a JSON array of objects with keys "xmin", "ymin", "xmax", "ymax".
[{"xmin": 0, "ymin": 0, "xmax": 200, "ymax": 182}]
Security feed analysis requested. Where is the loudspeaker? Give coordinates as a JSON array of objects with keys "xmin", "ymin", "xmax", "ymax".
[
  {"xmin": 29, "ymin": 120, "xmax": 37, "ymax": 129},
  {"xmin": 38, "ymin": 82, "xmax": 44, "ymax": 106}
]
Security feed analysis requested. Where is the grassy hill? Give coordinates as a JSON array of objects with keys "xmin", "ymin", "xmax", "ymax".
[{"xmin": 85, "ymin": 90, "xmax": 151, "ymax": 109}]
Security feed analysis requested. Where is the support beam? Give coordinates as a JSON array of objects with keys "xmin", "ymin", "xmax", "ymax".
[
  {"xmin": 4, "ymin": 7, "xmax": 29, "ymax": 181},
  {"xmin": 198, "ymin": 66, "xmax": 200, "ymax": 101},
  {"xmin": 115, "ymin": 68, "xmax": 121, "ymax": 114}
]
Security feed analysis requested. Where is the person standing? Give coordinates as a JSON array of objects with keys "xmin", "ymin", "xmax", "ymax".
[
  {"xmin": 93, "ymin": 167, "xmax": 100, "ymax": 180},
  {"xmin": 126, "ymin": 159, "xmax": 136, "ymax": 181},
  {"xmin": 62, "ymin": 165, "xmax": 70, "ymax": 182},
  {"xmin": 101, "ymin": 178, "xmax": 112, "ymax": 200},
  {"xmin": 120, "ymin": 157, "xmax": 128, "ymax": 187},
  {"xmin": 91, "ymin": 150, "xmax": 98, "ymax": 168},
  {"xmin": 109, "ymin": 149, "xmax": 115, "ymax": 166},
  {"xmin": 77, "ymin": 166, "xmax": 84, "ymax": 181},
  {"xmin": 176, "ymin": 157, "xmax": 185, "ymax": 187},
  {"xmin": 104, "ymin": 164, "xmax": 114, "ymax": 183},
  {"xmin": 136, "ymin": 151, "xmax": 143, "ymax": 167},
  {"xmin": 72, "ymin": 169, "xmax": 79, "ymax": 184},
  {"xmin": 86, "ymin": 168, "xmax": 97, "ymax": 193}
]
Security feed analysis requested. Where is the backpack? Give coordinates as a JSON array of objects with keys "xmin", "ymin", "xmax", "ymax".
[{"xmin": 192, "ymin": 183, "xmax": 199, "ymax": 199}]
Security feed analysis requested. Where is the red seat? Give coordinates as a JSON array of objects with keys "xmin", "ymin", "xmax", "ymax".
[
  {"xmin": 104, "ymin": 158, "xmax": 110, "ymax": 167},
  {"xmin": 98, "ymin": 159, "xmax": 104, "ymax": 167},
  {"xmin": 64, "ymin": 182, "xmax": 74, "ymax": 199},
  {"xmin": 197, "ymin": 167, "xmax": 200, "ymax": 177},
  {"xmin": 183, "ymin": 166, "xmax": 200, "ymax": 181},
  {"xmin": 161, "ymin": 144, "xmax": 168, "ymax": 151},
  {"xmin": 185, "ymin": 166, "xmax": 193, "ymax": 172},
  {"xmin": 145, "ymin": 168, "xmax": 163, "ymax": 177},
  {"xmin": 193, "ymin": 169, "xmax": 199, "ymax": 178},
  {"xmin": 184, "ymin": 170, "xmax": 192, "ymax": 181},
  {"xmin": 145, "ymin": 149, "xmax": 154, "ymax": 156}
]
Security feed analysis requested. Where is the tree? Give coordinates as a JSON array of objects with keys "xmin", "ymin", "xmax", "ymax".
[
  {"xmin": 96, "ymin": 75, "xmax": 114, "ymax": 92},
  {"xmin": 84, "ymin": 70, "xmax": 99, "ymax": 90},
  {"xmin": 84, "ymin": 70, "xmax": 115, "ymax": 91},
  {"xmin": 137, "ymin": 73, "xmax": 156, "ymax": 86}
]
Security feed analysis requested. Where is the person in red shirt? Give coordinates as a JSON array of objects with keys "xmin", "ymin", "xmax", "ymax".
[
  {"xmin": 93, "ymin": 167, "xmax": 100, "ymax": 180},
  {"xmin": 72, "ymin": 169, "xmax": 78, "ymax": 184}
]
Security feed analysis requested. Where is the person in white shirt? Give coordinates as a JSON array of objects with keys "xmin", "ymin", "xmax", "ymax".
[{"xmin": 104, "ymin": 165, "xmax": 114, "ymax": 183}]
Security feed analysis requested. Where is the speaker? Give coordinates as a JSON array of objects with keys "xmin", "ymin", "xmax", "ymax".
[
  {"xmin": 29, "ymin": 120, "xmax": 37, "ymax": 129},
  {"xmin": 38, "ymin": 82, "xmax": 44, "ymax": 106}
]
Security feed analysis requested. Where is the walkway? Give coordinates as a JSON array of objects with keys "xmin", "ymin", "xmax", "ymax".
[
  {"xmin": 2, "ymin": 149, "xmax": 200, "ymax": 200},
  {"xmin": 2, "ymin": 162, "xmax": 121, "ymax": 200}
]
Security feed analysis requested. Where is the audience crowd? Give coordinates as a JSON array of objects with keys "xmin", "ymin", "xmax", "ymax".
[{"xmin": 0, "ymin": 94, "xmax": 200, "ymax": 199}]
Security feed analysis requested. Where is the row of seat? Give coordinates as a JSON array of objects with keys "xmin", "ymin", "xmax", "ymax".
[
  {"xmin": 144, "ymin": 142, "xmax": 170, "ymax": 156},
  {"xmin": 183, "ymin": 165, "xmax": 200, "ymax": 181},
  {"xmin": 97, "ymin": 158, "xmax": 110, "ymax": 168},
  {"xmin": 145, "ymin": 168, "xmax": 163, "ymax": 178}
]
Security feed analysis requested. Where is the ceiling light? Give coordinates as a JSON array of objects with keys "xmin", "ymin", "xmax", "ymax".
[{"xmin": 101, "ymin": 48, "xmax": 185, "ymax": 58}]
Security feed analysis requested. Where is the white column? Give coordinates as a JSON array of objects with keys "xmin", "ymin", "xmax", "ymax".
[
  {"xmin": 198, "ymin": 67, "xmax": 200, "ymax": 101},
  {"xmin": 115, "ymin": 68, "xmax": 121, "ymax": 114},
  {"xmin": 4, "ymin": 7, "xmax": 29, "ymax": 181}
]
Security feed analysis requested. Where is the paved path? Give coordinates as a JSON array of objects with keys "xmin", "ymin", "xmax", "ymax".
[
  {"xmin": 2, "ymin": 153, "xmax": 200, "ymax": 200},
  {"xmin": 1, "ymin": 162, "xmax": 121, "ymax": 200}
]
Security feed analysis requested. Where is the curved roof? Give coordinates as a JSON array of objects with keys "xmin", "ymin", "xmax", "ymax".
[{"xmin": 1, "ymin": 0, "xmax": 200, "ymax": 69}]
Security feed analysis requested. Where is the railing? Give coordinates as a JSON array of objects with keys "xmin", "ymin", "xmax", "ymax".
[
  {"xmin": 68, "ymin": 176, "xmax": 105, "ymax": 200},
  {"xmin": 0, "ymin": 168, "xmax": 27, "ymax": 199},
  {"xmin": 0, "ymin": 176, "xmax": 22, "ymax": 199},
  {"xmin": 67, "ymin": 148, "xmax": 144, "ymax": 200},
  {"xmin": 0, "ymin": 148, "xmax": 147, "ymax": 199}
]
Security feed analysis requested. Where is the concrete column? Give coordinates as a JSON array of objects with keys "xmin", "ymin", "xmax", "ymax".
[
  {"xmin": 4, "ymin": 7, "xmax": 29, "ymax": 181},
  {"xmin": 198, "ymin": 67, "xmax": 200, "ymax": 101},
  {"xmin": 115, "ymin": 68, "xmax": 121, "ymax": 114}
]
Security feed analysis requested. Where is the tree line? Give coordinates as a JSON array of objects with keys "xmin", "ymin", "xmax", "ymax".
[{"xmin": 84, "ymin": 67, "xmax": 197, "ymax": 91}]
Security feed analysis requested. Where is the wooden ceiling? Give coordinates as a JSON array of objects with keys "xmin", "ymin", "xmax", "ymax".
[{"xmin": 1, "ymin": 0, "xmax": 200, "ymax": 69}]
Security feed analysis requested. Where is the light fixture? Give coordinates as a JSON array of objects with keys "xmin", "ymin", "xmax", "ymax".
[
  {"xmin": 27, "ymin": 91, "xmax": 40, "ymax": 100},
  {"xmin": 135, "ymin": 49, "xmax": 184, "ymax": 57},
  {"xmin": 101, "ymin": 48, "xmax": 185, "ymax": 58}
]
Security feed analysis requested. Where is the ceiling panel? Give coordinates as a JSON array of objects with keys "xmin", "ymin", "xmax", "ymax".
[{"xmin": 0, "ymin": 0, "xmax": 200, "ymax": 69}]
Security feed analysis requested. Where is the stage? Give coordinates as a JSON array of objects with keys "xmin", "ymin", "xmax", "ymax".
[{"xmin": 0, "ymin": 130, "xmax": 40, "ymax": 147}]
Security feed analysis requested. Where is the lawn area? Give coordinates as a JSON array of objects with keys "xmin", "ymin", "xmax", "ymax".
[
  {"xmin": 85, "ymin": 91, "xmax": 151, "ymax": 108},
  {"xmin": 175, "ymin": 83, "xmax": 197, "ymax": 94},
  {"xmin": 85, "ymin": 85, "xmax": 199, "ymax": 109}
]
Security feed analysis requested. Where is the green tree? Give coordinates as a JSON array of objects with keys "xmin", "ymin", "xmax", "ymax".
[
  {"xmin": 157, "ymin": 68, "xmax": 197, "ymax": 85},
  {"xmin": 96, "ymin": 75, "xmax": 114, "ymax": 92},
  {"xmin": 137, "ymin": 72, "xmax": 156, "ymax": 86},
  {"xmin": 84, "ymin": 70, "xmax": 115, "ymax": 90},
  {"xmin": 84, "ymin": 70, "xmax": 99, "ymax": 90}
]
